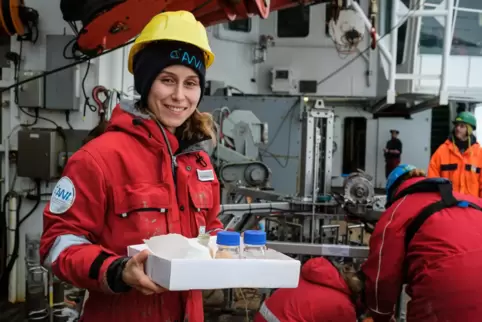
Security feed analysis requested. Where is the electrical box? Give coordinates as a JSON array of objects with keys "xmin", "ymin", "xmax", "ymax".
[
  {"xmin": 17, "ymin": 129, "xmax": 90, "ymax": 180},
  {"xmin": 45, "ymin": 35, "xmax": 78, "ymax": 110},
  {"xmin": 299, "ymin": 80, "xmax": 318, "ymax": 94},
  {"xmin": 270, "ymin": 68, "xmax": 296, "ymax": 94},
  {"xmin": 17, "ymin": 70, "xmax": 44, "ymax": 108},
  {"xmin": 17, "ymin": 129, "xmax": 64, "ymax": 180}
]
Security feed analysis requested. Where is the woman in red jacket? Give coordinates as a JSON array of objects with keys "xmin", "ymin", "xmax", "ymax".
[
  {"xmin": 361, "ymin": 164, "xmax": 482, "ymax": 321},
  {"xmin": 254, "ymin": 257, "xmax": 363, "ymax": 322},
  {"xmin": 39, "ymin": 11, "xmax": 223, "ymax": 322}
]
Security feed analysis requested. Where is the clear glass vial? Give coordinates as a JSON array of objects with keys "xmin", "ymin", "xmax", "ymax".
[
  {"xmin": 243, "ymin": 230, "xmax": 267, "ymax": 259},
  {"xmin": 197, "ymin": 226, "xmax": 210, "ymax": 247},
  {"xmin": 215, "ymin": 231, "xmax": 241, "ymax": 259}
]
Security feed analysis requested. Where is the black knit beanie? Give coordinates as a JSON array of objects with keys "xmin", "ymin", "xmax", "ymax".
[{"xmin": 133, "ymin": 40, "xmax": 206, "ymax": 107}]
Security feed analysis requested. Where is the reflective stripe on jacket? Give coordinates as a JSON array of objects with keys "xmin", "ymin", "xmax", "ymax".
[
  {"xmin": 258, "ymin": 302, "xmax": 280, "ymax": 322},
  {"xmin": 253, "ymin": 257, "xmax": 356, "ymax": 322}
]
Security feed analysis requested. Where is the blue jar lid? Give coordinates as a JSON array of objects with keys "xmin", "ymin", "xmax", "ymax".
[
  {"xmin": 216, "ymin": 231, "xmax": 241, "ymax": 246},
  {"xmin": 243, "ymin": 230, "xmax": 266, "ymax": 246}
]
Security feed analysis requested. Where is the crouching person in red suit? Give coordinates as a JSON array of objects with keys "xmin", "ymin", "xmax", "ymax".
[
  {"xmin": 360, "ymin": 164, "xmax": 482, "ymax": 321},
  {"xmin": 253, "ymin": 257, "xmax": 363, "ymax": 322}
]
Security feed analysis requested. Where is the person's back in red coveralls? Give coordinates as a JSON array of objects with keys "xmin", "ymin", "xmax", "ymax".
[
  {"xmin": 254, "ymin": 257, "xmax": 357, "ymax": 322},
  {"xmin": 362, "ymin": 164, "xmax": 482, "ymax": 322}
]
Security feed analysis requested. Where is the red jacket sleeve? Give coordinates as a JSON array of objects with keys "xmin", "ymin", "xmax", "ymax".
[
  {"xmin": 361, "ymin": 196, "xmax": 409, "ymax": 322},
  {"xmin": 40, "ymin": 149, "xmax": 122, "ymax": 292}
]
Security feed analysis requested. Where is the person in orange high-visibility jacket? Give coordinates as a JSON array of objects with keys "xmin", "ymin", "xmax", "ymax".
[{"xmin": 428, "ymin": 111, "xmax": 482, "ymax": 197}]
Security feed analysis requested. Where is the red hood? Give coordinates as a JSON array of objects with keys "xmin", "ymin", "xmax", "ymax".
[
  {"xmin": 106, "ymin": 101, "xmax": 179, "ymax": 151},
  {"xmin": 395, "ymin": 177, "xmax": 426, "ymax": 196},
  {"xmin": 301, "ymin": 257, "xmax": 351, "ymax": 296}
]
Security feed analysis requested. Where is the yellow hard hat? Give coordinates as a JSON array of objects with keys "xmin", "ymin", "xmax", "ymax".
[{"xmin": 128, "ymin": 11, "xmax": 215, "ymax": 74}]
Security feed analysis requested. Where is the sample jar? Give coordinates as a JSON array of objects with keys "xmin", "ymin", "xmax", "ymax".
[
  {"xmin": 215, "ymin": 231, "xmax": 241, "ymax": 259},
  {"xmin": 197, "ymin": 225, "xmax": 210, "ymax": 247},
  {"xmin": 243, "ymin": 230, "xmax": 267, "ymax": 259}
]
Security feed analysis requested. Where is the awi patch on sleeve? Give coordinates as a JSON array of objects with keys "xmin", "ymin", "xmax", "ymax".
[{"xmin": 49, "ymin": 176, "xmax": 76, "ymax": 214}]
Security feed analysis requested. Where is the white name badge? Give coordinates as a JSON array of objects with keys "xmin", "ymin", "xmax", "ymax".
[{"xmin": 197, "ymin": 169, "xmax": 214, "ymax": 182}]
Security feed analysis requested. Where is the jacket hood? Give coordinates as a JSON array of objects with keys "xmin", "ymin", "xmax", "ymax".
[
  {"xmin": 106, "ymin": 100, "xmax": 215, "ymax": 155},
  {"xmin": 395, "ymin": 177, "xmax": 425, "ymax": 197},
  {"xmin": 301, "ymin": 257, "xmax": 351, "ymax": 296},
  {"xmin": 447, "ymin": 133, "xmax": 477, "ymax": 145}
]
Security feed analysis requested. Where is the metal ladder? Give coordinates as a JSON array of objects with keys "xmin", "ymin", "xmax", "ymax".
[{"xmin": 351, "ymin": 0, "xmax": 454, "ymax": 105}]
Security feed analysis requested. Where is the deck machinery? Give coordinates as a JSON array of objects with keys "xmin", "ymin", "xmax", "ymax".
[
  {"xmin": 203, "ymin": 97, "xmax": 386, "ymax": 319},
  {"xmin": 213, "ymin": 98, "xmax": 384, "ymax": 258}
]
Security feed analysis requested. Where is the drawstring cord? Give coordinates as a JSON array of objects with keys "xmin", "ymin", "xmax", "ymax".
[{"xmin": 146, "ymin": 110, "xmax": 177, "ymax": 176}]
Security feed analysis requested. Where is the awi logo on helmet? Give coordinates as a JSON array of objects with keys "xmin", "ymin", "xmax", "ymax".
[{"xmin": 170, "ymin": 48, "xmax": 203, "ymax": 70}]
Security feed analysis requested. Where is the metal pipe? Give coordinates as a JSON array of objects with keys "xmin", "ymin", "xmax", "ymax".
[
  {"xmin": 387, "ymin": 0, "xmax": 400, "ymax": 104},
  {"xmin": 398, "ymin": 9, "xmax": 448, "ymax": 17},
  {"xmin": 351, "ymin": 1, "xmax": 393, "ymax": 65},
  {"xmin": 395, "ymin": 73, "xmax": 440, "ymax": 80},
  {"xmin": 424, "ymin": 3, "xmax": 482, "ymax": 14},
  {"xmin": 220, "ymin": 202, "xmax": 292, "ymax": 212},
  {"xmin": 4, "ymin": 136, "xmax": 9, "ymax": 197},
  {"xmin": 8, "ymin": 194, "xmax": 17, "ymax": 303},
  {"xmin": 411, "ymin": 0, "xmax": 425, "ymax": 92},
  {"xmin": 439, "ymin": 0, "xmax": 454, "ymax": 104},
  {"xmin": 266, "ymin": 241, "xmax": 369, "ymax": 258},
  {"xmin": 310, "ymin": 119, "xmax": 321, "ymax": 243}
]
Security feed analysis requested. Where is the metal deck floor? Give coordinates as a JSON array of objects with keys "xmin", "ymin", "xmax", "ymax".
[{"xmin": 0, "ymin": 300, "xmax": 25, "ymax": 322}]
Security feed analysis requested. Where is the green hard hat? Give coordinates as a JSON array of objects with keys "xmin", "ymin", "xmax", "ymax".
[{"xmin": 454, "ymin": 111, "xmax": 476, "ymax": 130}]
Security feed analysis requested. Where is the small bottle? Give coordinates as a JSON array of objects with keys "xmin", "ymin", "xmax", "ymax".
[
  {"xmin": 215, "ymin": 231, "xmax": 241, "ymax": 259},
  {"xmin": 197, "ymin": 226, "xmax": 210, "ymax": 247},
  {"xmin": 243, "ymin": 230, "xmax": 267, "ymax": 259}
]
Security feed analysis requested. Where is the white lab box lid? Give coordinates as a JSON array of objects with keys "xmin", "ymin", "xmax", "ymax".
[{"xmin": 127, "ymin": 237, "xmax": 300, "ymax": 291}]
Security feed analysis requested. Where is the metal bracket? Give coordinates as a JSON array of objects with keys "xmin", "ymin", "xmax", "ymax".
[{"xmin": 298, "ymin": 100, "xmax": 334, "ymax": 199}]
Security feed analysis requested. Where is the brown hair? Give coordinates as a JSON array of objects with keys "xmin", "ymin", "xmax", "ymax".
[
  {"xmin": 401, "ymin": 169, "xmax": 426, "ymax": 181},
  {"xmin": 82, "ymin": 121, "xmax": 109, "ymax": 146},
  {"xmin": 339, "ymin": 263, "xmax": 364, "ymax": 296},
  {"xmin": 179, "ymin": 109, "xmax": 217, "ymax": 144}
]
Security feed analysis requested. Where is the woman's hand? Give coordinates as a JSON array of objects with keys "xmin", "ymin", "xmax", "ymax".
[{"xmin": 122, "ymin": 250, "xmax": 166, "ymax": 295}]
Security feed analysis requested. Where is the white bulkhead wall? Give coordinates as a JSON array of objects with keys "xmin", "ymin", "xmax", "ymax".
[
  {"xmin": 331, "ymin": 107, "xmax": 432, "ymax": 189},
  {"xmin": 202, "ymin": 1, "xmax": 380, "ymax": 96},
  {"xmin": 256, "ymin": 1, "xmax": 377, "ymax": 96}
]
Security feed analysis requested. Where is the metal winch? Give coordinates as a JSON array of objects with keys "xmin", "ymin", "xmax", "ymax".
[{"xmin": 342, "ymin": 170, "xmax": 375, "ymax": 215}]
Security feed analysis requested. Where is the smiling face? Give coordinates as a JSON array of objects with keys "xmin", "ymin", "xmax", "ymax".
[{"xmin": 147, "ymin": 65, "xmax": 201, "ymax": 132}]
